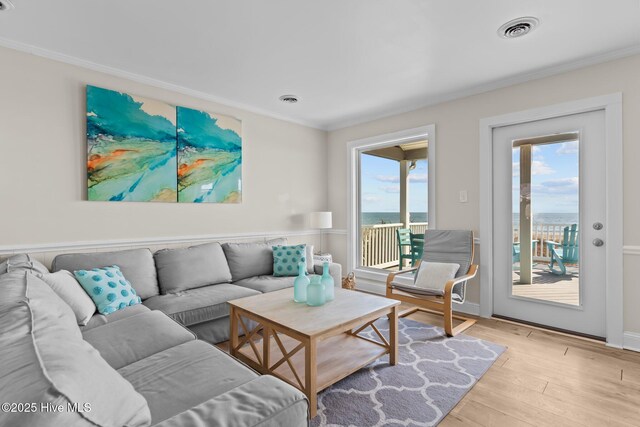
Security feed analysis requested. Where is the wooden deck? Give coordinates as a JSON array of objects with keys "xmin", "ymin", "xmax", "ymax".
[{"xmin": 512, "ymin": 264, "xmax": 579, "ymax": 306}]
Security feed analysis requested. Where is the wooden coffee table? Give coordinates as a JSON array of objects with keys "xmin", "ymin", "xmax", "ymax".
[{"xmin": 228, "ymin": 288, "xmax": 400, "ymax": 417}]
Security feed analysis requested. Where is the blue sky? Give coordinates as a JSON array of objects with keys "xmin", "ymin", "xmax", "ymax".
[
  {"xmin": 360, "ymin": 154, "xmax": 427, "ymax": 212},
  {"xmin": 512, "ymin": 141, "xmax": 579, "ymax": 213}
]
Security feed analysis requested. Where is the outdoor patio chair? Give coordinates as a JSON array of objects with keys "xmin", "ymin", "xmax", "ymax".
[
  {"xmin": 386, "ymin": 230, "xmax": 478, "ymax": 336},
  {"xmin": 397, "ymin": 228, "xmax": 421, "ymax": 270},
  {"xmin": 547, "ymin": 224, "xmax": 579, "ymax": 275}
]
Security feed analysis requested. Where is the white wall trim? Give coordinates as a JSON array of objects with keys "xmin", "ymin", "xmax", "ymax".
[
  {"xmin": 0, "ymin": 230, "xmax": 321, "ymax": 255},
  {"xmin": 325, "ymin": 229, "xmax": 348, "ymax": 236},
  {"xmin": 623, "ymin": 332, "xmax": 640, "ymax": 353},
  {"xmin": 0, "ymin": 37, "xmax": 321, "ymax": 131},
  {"xmin": 328, "ymin": 44, "xmax": 640, "ymax": 131},
  {"xmin": 623, "ymin": 246, "xmax": 640, "ymax": 256},
  {"xmin": 346, "ymin": 125, "xmax": 436, "ymax": 276},
  {"xmin": 479, "ymin": 93, "xmax": 624, "ymax": 347},
  {"xmin": 4, "ymin": 35, "xmax": 637, "ymax": 134}
]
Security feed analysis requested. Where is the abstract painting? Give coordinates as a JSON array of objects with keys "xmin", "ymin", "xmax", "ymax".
[
  {"xmin": 86, "ymin": 85, "xmax": 177, "ymax": 202},
  {"xmin": 176, "ymin": 106, "xmax": 242, "ymax": 203}
]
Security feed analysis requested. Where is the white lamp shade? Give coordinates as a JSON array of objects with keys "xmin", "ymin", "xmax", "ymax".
[{"xmin": 309, "ymin": 211, "xmax": 332, "ymax": 229}]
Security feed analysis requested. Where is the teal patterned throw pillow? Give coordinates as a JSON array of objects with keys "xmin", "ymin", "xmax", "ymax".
[
  {"xmin": 74, "ymin": 265, "xmax": 142, "ymax": 315},
  {"xmin": 272, "ymin": 244, "xmax": 307, "ymax": 277}
]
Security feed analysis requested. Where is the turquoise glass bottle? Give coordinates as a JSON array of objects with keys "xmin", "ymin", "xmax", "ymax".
[
  {"xmin": 306, "ymin": 275, "xmax": 326, "ymax": 307},
  {"xmin": 321, "ymin": 262, "xmax": 335, "ymax": 301},
  {"xmin": 293, "ymin": 262, "xmax": 309, "ymax": 303}
]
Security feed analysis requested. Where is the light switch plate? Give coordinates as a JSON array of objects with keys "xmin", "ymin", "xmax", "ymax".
[{"xmin": 459, "ymin": 190, "xmax": 468, "ymax": 203}]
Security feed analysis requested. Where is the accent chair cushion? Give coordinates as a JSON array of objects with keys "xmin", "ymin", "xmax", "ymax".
[
  {"xmin": 39, "ymin": 270, "xmax": 96, "ymax": 326},
  {"xmin": 0, "ymin": 272, "xmax": 151, "ymax": 427},
  {"xmin": 74, "ymin": 266, "xmax": 142, "ymax": 315},
  {"xmin": 5, "ymin": 253, "xmax": 49, "ymax": 275},
  {"xmin": 143, "ymin": 284, "xmax": 260, "ymax": 326},
  {"xmin": 154, "ymin": 242, "xmax": 232, "ymax": 294},
  {"xmin": 272, "ymin": 244, "xmax": 307, "ymax": 277},
  {"xmin": 52, "ymin": 248, "xmax": 160, "ymax": 300},
  {"xmin": 222, "ymin": 238, "xmax": 286, "ymax": 281}
]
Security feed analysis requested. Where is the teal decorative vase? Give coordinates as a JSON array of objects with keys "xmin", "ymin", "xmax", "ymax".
[
  {"xmin": 306, "ymin": 275, "xmax": 326, "ymax": 307},
  {"xmin": 293, "ymin": 262, "xmax": 309, "ymax": 303},
  {"xmin": 321, "ymin": 262, "xmax": 335, "ymax": 302}
]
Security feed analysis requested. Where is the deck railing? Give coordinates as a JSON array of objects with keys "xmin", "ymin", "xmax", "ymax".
[
  {"xmin": 514, "ymin": 223, "xmax": 575, "ymax": 260},
  {"xmin": 361, "ymin": 222, "xmax": 427, "ymax": 268},
  {"xmin": 361, "ymin": 222, "xmax": 575, "ymax": 268}
]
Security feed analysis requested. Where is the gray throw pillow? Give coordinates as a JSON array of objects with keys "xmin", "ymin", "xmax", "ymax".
[
  {"xmin": 223, "ymin": 238, "xmax": 287, "ymax": 281},
  {"xmin": 39, "ymin": 271, "xmax": 96, "ymax": 326},
  {"xmin": 6, "ymin": 254, "xmax": 49, "ymax": 275},
  {"xmin": 154, "ymin": 242, "xmax": 232, "ymax": 294}
]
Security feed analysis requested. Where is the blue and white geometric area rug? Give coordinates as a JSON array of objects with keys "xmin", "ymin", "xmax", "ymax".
[{"xmin": 311, "ymin": 317, "xmax": 505, "ymax": 427}]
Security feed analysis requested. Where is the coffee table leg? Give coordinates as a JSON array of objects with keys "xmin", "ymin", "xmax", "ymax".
[
  {"xmin": 263, "ymin": 326, "xmax": 271, "ymax": 370},
  {"xmin": 305, "ymin": 338, "xmax": 318, "ymax": 418},
  {"xmin": 388, "ymin": 305, "xmax": 398, "ymax": 365},
  {"xmin": 230, "ymin": 307, "xmax": 239, "ymax": 357}
]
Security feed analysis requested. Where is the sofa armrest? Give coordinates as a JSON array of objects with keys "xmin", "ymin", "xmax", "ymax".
[
  {"xmin": 152, "ymin": 375, "xmax": 308, "ymax": 427},
  {"xmin": 313, "ymin": 262, "xmax": 342, "ymax": 286}
]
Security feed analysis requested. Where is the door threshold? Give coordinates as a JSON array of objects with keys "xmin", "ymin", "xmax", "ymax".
[{"xmin": 492, "ymin": 314, "xmax": 605, "ymax": 343}]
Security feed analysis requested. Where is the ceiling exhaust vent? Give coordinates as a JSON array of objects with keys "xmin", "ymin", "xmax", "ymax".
[
  {"xmin": 279, "ymin": 95, "xmax": 299, "ymax": 104},
  {"xmin": 0, "ymin": 0, "xmax": 15, "ymax": 11},
  {"xmin": 498, "ymin": 17, "xmax": 539, "ymax": 39}
]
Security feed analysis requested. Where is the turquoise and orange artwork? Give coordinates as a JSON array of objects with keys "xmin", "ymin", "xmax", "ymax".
[
  {"xmin": 177, "ymin": 107, "xmax": 242, "ymax": 203},
  {"xmin": 86, "ymin": 85, "xmax": 177, "ymax": 202}
]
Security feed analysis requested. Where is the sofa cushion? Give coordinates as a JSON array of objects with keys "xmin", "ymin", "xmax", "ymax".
[
  {"xmin": 0, "ymin": 272, "xmax": 151, "ymax": 427},
  {"xmin": 52, "ymin": 248, "xmax": 160, "ymax": 300},
  {"xmin": 272, "ymin": 244, "xmax": 307, "ymax": 277},
  {"xmin": 5, "ymin": 253, "xmax": 49, "ymax": 275},
  {"xmin": 83, "ymin": 310, "xmax": 196, "ymax": 370},
  {"xmin": 234, "ymin": 275, "xmax": 296, "ymax": 294},
  {"xmin": 154, "ymin": 242, "xmax": 232, "ymax": 294},
  {"xmin": 118, "ymin": 340, "xmax": 258, "ymax": 425},
  {"xmin": 143, "ymin": 284, "xmax": 260, "ymax": 326},
  {"xmin": 153, "ymin": 375, "xmax": 308, "ymax": 427},
  {"xmin": 39, "ymin": 270, "xmax": 96, "ymax": 325},
  {"xmin": 74, "ymin": 265, "xmax": 142, "ymax": 315},
  {"xmin": 222, "ymin": 238, "xmax": 286, "ymax": 281},
  {"xmin": 81, "ymin": 303, "xmax": 150, "ymax": 332}
]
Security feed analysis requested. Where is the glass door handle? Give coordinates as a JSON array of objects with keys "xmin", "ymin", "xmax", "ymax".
[{"xmin": 592, "ymin": 238, "xmax": 604, "ymax": 247}]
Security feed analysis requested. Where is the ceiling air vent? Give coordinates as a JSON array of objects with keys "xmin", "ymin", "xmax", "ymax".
[
  {"xmin": 498, "ymin": 17, "xmax": 539, "ymax": 39},
  {"xmin": 0, "ymin": 1, "xmax": 15, "ymax": 11},
  {"xmin": 279, "ymin": 95, "xmax": 299, "ymax": 104}
]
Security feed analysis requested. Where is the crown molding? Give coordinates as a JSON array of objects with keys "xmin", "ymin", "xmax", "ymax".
[
  {"xmin": 327, "ymin": 44, "xmax": 640, "ymax": 131},
  {"xmin": 1, "ymin": 36, "xmax": 639, "ymax": 134},
  {"xmin": 0, "ymin": 37, "xmax": 324, "ymax": 131}
]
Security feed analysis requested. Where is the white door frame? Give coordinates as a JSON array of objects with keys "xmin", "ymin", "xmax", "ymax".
[
  {"xmin": 346, "ymin": 125, "xmax": 436, "ymax": 293},
  {"xmin": 479, "ymin": 93, "xmax": 623, "ymax": 347}
]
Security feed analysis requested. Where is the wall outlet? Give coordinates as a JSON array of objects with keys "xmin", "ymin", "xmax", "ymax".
[{"xmin": 459, "ymin": 190, "xmax": 468, "ymax": 203}]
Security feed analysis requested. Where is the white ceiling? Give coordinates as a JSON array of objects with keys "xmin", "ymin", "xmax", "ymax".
[{"xmin": 0, "ymin": 0, "xmax": 639, "ymax": 130}]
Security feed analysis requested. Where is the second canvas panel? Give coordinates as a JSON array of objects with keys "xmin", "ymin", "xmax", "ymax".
[{"xmin": 177, "ymin": 106, "xmax": 243, "ymax": 203}]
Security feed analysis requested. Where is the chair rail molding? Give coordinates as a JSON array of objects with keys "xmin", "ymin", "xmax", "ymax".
[
  {"xmin": 479, "ymin": 93, "xmax": 623, "ymax": 348},
  {"xmin": 0, "ymin": 229, "xmax": 321, "ymax": 255}
]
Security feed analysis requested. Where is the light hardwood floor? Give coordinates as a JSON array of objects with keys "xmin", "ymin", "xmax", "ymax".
[
  {"xmin": 407, "ymin": 311, "xmax": 640, "ymax": 427},
  {"xmin": 220, "ymin": 307, "xmax": 640, "ymax": 426}
]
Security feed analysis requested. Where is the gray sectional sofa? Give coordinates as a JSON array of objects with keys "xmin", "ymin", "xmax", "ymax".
[
  {"xmin": 0, "ymin": 239, "xmax": 342, "ymax": 426},
  {"xmin": 51, "ymin": 239, "xmax": 341, "ymax": 344}
]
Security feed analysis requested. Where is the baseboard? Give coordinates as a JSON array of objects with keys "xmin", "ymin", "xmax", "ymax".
[{"xmin": 623, "ymin": 332, "xmax": 640, "ymax": 352}]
